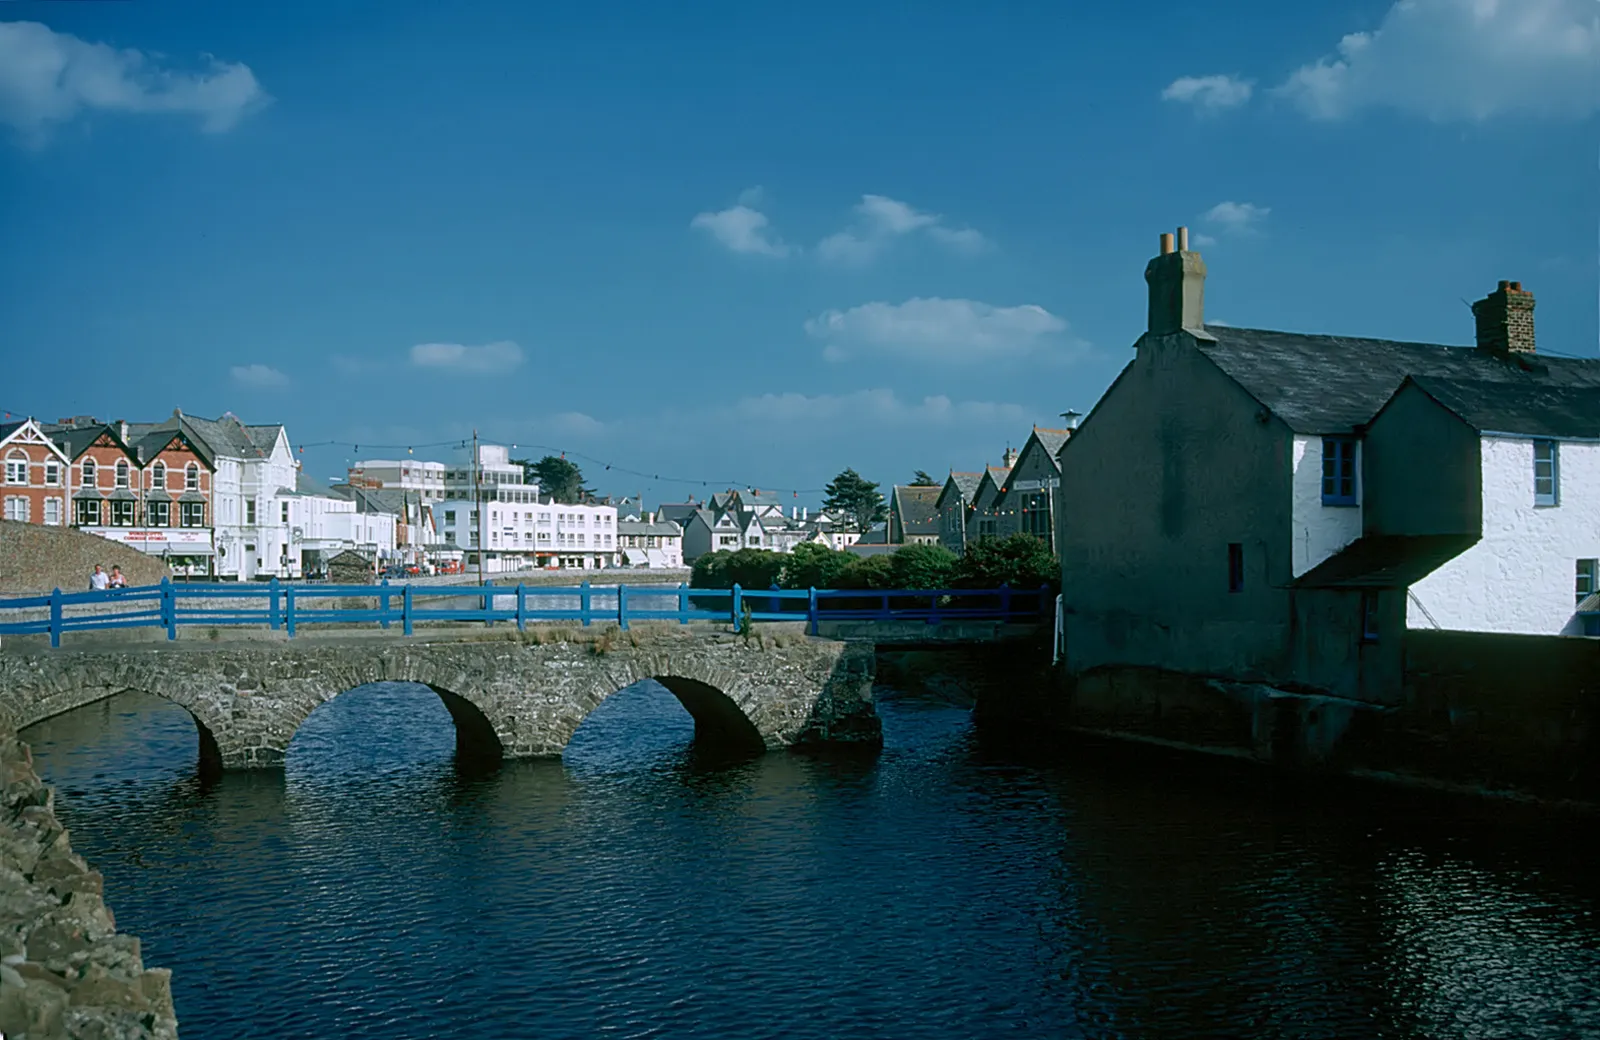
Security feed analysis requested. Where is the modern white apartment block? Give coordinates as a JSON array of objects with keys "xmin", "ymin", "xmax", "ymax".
[
  {"xmin": 346, "ymin": 459, "xmax": 448, "ymax": 501},
  {"xmin": 437, "ymin": 495, "xmax": 619, "ymax": 571}
]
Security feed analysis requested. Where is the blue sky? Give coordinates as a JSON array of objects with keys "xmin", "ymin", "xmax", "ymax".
[{"xmin": 2, "ymin": 0, "xmax": 1596, "ymax": 504}]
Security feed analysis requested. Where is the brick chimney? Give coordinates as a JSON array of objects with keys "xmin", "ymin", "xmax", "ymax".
[
  {"xmin": 1002, "ymin": 445, "xmax": 1018, "ymax": 468},
  {"xmin": 1472, "ymin": 280, "xmax": 1535, "ymax": 354},
  {"xmin": 1144, "ymin": 226, "xmax": 1206, "ymax": 336}
]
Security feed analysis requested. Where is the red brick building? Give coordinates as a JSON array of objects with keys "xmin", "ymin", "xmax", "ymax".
[{"xmin": 1, "ymin": 419, "xmax": 71, "ymax": 527}]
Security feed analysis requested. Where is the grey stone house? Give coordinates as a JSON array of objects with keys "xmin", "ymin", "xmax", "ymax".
[
  {"xmin": 888, "ymin": 485, "xmax": 941, "ymax": 545},
  {"xmin": 997, "ymin": 427, "xmax": 1071, "ymax": 551},
  {"xmin": 935, "ymin": 471, "xmax": 982, "ymax": 554},
  {"xmin": 965, "ymin": 462, "xmax": 1012, "ymax": 546}
]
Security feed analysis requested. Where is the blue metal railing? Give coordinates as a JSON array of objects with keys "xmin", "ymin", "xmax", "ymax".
[{"xmin": 0, "ymin": 579, "xmax": 1052, "ymax": 648}]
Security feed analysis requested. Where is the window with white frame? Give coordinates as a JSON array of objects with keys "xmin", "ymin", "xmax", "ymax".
[
  {"xmin": 111, "ymin": 500, "xmax": 135, "ymax": 526},
  {"xmin": 43, "ymin": 497, "xmax": 62, "ymax": 526},
  {"xmin": 186, "ymin": 464, "xmax": 199, "ymax": 491},
  {"xmin": 4, "ymin": 453, "xmax": 26, "ymax": 485},
  {"xmin": 152, "ymin": 461, "xmax": 167, "ymax": 490},
  {"xmin": 76, "ymin": 498, "xmax": 101, "ymax": 526},
  {"xmin": 115, "ymin": 460, "xmax": 129, "ymax": 489},
  {"xmin": 1534, "ymin": 439, "xmax": 1559, "ymax": 506},
  {"xmin": 44, "ymin": 462, "xmax": 60, "ymax": 486},
  {"xmin": 181, "ymin": 501, "xmax": 205, "ymax": 528},
  {"xmin": 4, "ymin": 496, "xmax": 28, "ymax": 522},
  {"xmin": 82, "ymin": 458, "xmax": 97, "ymax": 488},
  {"xmin": 147, "ymin": 500, "xmax": 170, "ymax": 527},
  {"xmin": 1577, "ymin": 559, "xmax": 1598, "ymax": 605}
]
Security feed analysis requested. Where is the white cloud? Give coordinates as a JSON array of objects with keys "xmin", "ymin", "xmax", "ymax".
[
  {"xmin": 690, "ymin": 196, "xmax": 791, "ymax": 257},
  {"xmin": 805, "ymin": 297, "xmax": 1066, "ymax": 362},
  {"xmin": 1276, "ymin": 0, "xmax": 1600, "ymax": 121},
  {"xmin": 0, "ymin": 20, "xmax": 269, "ymax": 141},
  {"xmin": 1192, "ymin": 232, "xmax": 1219, "ymax": 248},
  {"xmin": 732, "ymin": 389, "xmax": 1029, "ymax": 427},
  {"xmin": 230, "ymin": 363, "xmax": 288, "ymax": 389},
  {"xmin": 409, "ymin": 340, "xmax": 524, "ymax": 375},
  {"xmin": 1161, "ymin": 74, "xmax": 1254, "ymax": 112},
  {"xmin": 817, "ymin": 194, "xmax": 990, "ymax": 264},
  {"xmin": 1203, "ymin": 201, "xmax": 1270, "ymax": 232}
]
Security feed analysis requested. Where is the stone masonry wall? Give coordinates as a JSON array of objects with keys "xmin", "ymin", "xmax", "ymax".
[
  {"xmin": 0, "ymin": 722, "xmax": 178, "ymax": 1038},
  {"xmin": 0, "ymin": 625, "xmax": 880, "ymax": 771},
  {"xmin": 0, "ymin": 521, "xmax": 171, "ymax": 595}
]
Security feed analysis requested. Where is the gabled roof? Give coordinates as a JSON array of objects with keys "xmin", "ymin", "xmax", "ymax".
[
  {"xmin": 1195, "ymin": 326, "xmax": 1600, "ymax": 435},
  {"xmin": 891, "ymin": 484, "xmax": 941, "ymax": 535},
  {"xmin": 0, "ymin": 419, "xmax": 70, "ymax": 461},
  {"xmin": 935, "ymin": 471, "xmax": 982, "ymax": 511},
  {"xmin": 1292, "ymin": 534, "xmax": 1479, "ymax": 589},
  {"xmin": 131, "ymin": 424, "xmax": 216, "ymax": 468},
  {"xmin": 619, "ymin": 517, "xmax": 683, "ymax": 537},
  {"xmin": 973, "ymin": 466, "xmax": 1010, "ymax": 503},
  {"xmin": 1396, "ymin": 375, "xmax": 1600, "ymax": 440},
  {"xmin": 1029, "ymin": 427, "xmax": 1072, "ymax": 459},
  {"xmin": 46, "ymin": 423, "xmax": 137, "ymax": 463}
]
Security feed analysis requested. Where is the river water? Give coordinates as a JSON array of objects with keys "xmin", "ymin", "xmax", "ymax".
[{"xmin": 21, "ymin": 681, "xmax": 1600, "ymax": 1039}]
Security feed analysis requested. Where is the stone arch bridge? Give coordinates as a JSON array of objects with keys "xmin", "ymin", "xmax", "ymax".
[{"xmin": 0, "ymin": 627, "xmax": 879, "ymax": 773}]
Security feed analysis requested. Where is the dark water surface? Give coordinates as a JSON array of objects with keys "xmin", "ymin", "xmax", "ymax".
[{"xmin": 22, "ymin": 682, "xmax": 1600, "ymax": 1039}]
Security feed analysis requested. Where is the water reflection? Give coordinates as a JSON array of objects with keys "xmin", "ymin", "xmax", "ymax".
[{"xmin": 18, "ymin": 683, "xmax": 1600, "ymax": 1040}]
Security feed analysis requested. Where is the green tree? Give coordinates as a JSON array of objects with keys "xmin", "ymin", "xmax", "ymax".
[
  {"xmin": 690, "ymin": 549, "xmax": 786, "ymax": 590},
  {"xmin": 822, "ymin": 468, "xmax": 887, "ymax": 535},
  {"xmin": 954, "ymin": 533, "xmax": 1060, "ymax": 591},
  {"xmin": 910, "ymin": 470, "xmax": 939, "ymax": 486},
  {"xmin": 838, "ymin": 553, "xmax": 895, "ymax": 590},
  {"xmin": 888, "ymin": 543, "xmax": 958, "ymax": 589},
  {"xmin": 781, "ymin": 542, "xmax": 856, "ymax": 589},
  {"xmin": 519, "ymin": 455, "xmax": 591, "ymax": 503}
]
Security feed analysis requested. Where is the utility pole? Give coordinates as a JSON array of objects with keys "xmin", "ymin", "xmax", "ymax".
[{"xmin": 472, "ymin": 428, "xmax": 485, "ymax": 587}]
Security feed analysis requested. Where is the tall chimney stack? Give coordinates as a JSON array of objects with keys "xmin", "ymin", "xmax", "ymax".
[
  {"xmin": 1471, "ymin": 280, "xmax": 1535, "ymax": 354},
  {"xmin": 1145, "ymin": 226, "xmax": 1206, "ymax": 336}
]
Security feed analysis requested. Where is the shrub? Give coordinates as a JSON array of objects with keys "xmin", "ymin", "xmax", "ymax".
[
  {"xmin": 886, "ymin": 543, "xmax": 957, "ymax": 590},
  {"xmin": 954, "ymin": 534, "xmax": 1060, "ymax": 591},
  {"xmin": 781, "ymin": 542, "xmax": 856, "ymax": 589}
]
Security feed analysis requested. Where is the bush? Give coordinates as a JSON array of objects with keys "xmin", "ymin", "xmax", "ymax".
[
  {"xmin": 689, "ymin": 549, "xmax": 786, "ymax": 590},
  {"xmin": 781, "ymin": 542, "xmax": 856, "ymax": 589},
  {"xmin": 886, "ymin": 543, "xmax": 957, "ymax": 590},
  {"xmin": 954, "ymin": 534, "xmax": 1059, "ymax": 591},
  {"xmin": 838, "ymin": 554, "xmax": 895, "ymax": 590}
]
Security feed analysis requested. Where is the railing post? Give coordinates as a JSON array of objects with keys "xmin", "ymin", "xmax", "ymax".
[
  {"xmin": 1037, "ymin": 584, "xmax": 1051, "ymax": 620},
  {"xmin": 998, "ymin": 582, "xmax": 1011, "ymax": 619},
  {"xmin": 285, "ymin": 586, "xmax": 297, "ymax": 638},
  {"xmin": 731, "ymin": 583, "xmax": 743, "ymax": 627},
  {"xmin": 767, "ymin": 583, "xmax": 780, "ymax": 616},
  {"xmin": 807, "ymin": 587, "xmax": 818, "ymax": 637},
  {"xmin": 49, "ymin": 587, "xmax": 62, "ymax": 649},
  {"xmin": 927, "ymin": 588, "xmax": 939, "ymax": 625},
  {"xmin": 516, "ymin": 584, "xmax": 527, "ymax": 632},
  {"xmin": 880, "ymin": 592, "xmax": 890, "ymax": 620},
  {"xmin": 161, "ymin": 577, "xmax": 176, "ymax": 641},
  {"xmin": 269, "ymin": 577, "xmax": 281, "ymax": 631},
  {"xmin": 402, "ymin": 584, "xmax": 414, "ymax": 637},
  {"xmin": 580, "ymin": 580, "xmax": 592, "ymax": 626},
  {"xmin": 677, "ymin": 583, "xmax": 688, "ymax": 624},
  {"xmin": 618, "ymin": 584, "xmax": 629, "ymax": 631},
  {"xmin": 379, "ymin": 578, "xmax": 391, "ymax": 630}
]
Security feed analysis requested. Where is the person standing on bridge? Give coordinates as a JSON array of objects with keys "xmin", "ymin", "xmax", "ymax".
[
  {"xmin": 108, "ymin": 565, "xmax": 127, "ymax": 589},
  {"xmin": 89, "ymin": 564, "xmax": 109, "ymax": 591}
]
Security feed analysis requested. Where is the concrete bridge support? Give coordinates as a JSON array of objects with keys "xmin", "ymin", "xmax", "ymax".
[{"xmin": 0, "ymin": 627, "xmax": 879, "ymax": 772}]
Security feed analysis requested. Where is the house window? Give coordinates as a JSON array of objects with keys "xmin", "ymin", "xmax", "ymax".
[
  {"xmin": 82, "ymin": 458, "xmax": 97, "ymax": 488},
  {"xmin": 3, "ymin": 496, "xmax": 26, "ymax": 522},
  {"xmin": 76, "ymin": 498, "xmax": 101, "ymax": 526},
  {"xmin": 147, "ymin": 500, "xmax": 170, "ymax": 527},
  {"xmin": 1227, "ymin": 542, "xmax": 1244, "ymax": 593},
  {"xmin": 181, "ymin": 501, "xmax": 206, "ymax": 528},
  {"xmin": 115, "ymin": 460, "xmax": 129, "ymax": 489},
  {"xmin": 1534, "ymin": 439, "xmax": 1559, "ymax": 506},
  {"xmin": 1361, "ymin": 591, "xmax": 1380, "ymax": 643},
  {"xmin": 186, "ymin": 464, "xmax": 199, "ymax": 491},
  {"xmin": 4, "ymin": 453, "xmax": 26, "ymax": 485},
  {"xmin": 111, "ymin": 500, "xmax": 136, "ymax": 526},
  {"xmin": 1321, "ymin": 437, "xmax": 1358, "ymax": 506},
  {"xmin": 1021, "ymin": 492, "xmax": 1051, "ymax": 537},
  {"xmin": 44, "ymin": 462, "xmax": 60, "ymax": 487},
  {"xmin": 1577, "ymin": 559, "xmax": 1598, "ymax": 605},
  {"xmin": 43, "ymin": 498, "xmax": 62, "ymax": 526},
  {"xmin": 246, "ymin": 500, "xmax": 256, "ymax": 525},
  {"xmin": 152, "ymin": 461, "xmax": 166, "ymax": 490},
  {"xmin": 281, "ymin": 502, "xmax": 289, "ymax": 524}
]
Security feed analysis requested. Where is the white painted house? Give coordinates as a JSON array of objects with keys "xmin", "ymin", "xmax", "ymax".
[{"xmin": 1058, "ymin": 229, "xmax": 1600, "ymax": 706}]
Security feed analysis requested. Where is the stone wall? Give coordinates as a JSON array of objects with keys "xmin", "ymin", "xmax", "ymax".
[
  {"xmin": 0, "ymin": 722, "xmax": 177, "ymax": 1038},
  {"xmin": 0, "ymin": 521, "xmax": 171, "ymax": 595},
  {"xmin": 0, "ymin": 625, "xmax": 880, "ymax": 771}
]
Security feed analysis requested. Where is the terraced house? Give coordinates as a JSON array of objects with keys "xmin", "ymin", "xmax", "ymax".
[{"xmin": 0, "ymin": 418, "xmax": 71, "ymax": 527}]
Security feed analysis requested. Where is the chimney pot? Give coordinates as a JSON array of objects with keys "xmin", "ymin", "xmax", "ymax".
[
  {"xmin": 1144, "ymin": 227, "xmax": 1207, "ymax": 336},
  {"xmin": 1176, "ymin": 226, "xmax": 1189, "ymax": 251},
  {"xmin": 1510, "ymin": 281, "xmax": 1522, "ymax": 291},
  {"xmin": 1498, "ymin": 280, "xmax": 1510, "ymax": 290},
  {"xmin": 1159, "ymin": 232, "xmax": 1174, "ymax": 255}
]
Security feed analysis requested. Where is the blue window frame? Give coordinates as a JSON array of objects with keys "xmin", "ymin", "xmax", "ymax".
[
  {"xmin": 1577, "ymin": 559, "xmax": 1597, "ymax": 605},
  {"xmin": 1360, "ymin": 590, "xmax": 1380, "ymax": 643},
  {"xmin": 1534, "ymin": 439, "xmax": 1559, "ymax": 506},
  {"xmin": 1321, "ymin": 437, "xmax": 1358, "ymax": 506}
]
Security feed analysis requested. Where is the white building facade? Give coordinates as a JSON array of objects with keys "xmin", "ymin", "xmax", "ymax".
[{"xmin": 346, "ymin": 459, "xmax": 447, "ymax": 502}]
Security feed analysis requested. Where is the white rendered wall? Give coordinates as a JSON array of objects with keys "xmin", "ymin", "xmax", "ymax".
[
  {"xmin": 1289, "ymin": 435, "xmax": 1363, "ymax": 578},
  {"xmin": 1409, "ymin": 437, "xmax": 1600, "ymax": 634}
]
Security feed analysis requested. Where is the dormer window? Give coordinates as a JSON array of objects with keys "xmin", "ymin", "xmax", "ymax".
[{"xmin": 1321, "ymin": 437, "xmax": 1358, "ymax": 506}]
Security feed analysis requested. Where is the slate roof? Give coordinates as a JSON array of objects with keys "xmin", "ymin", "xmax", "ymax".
[
  {"xmin": 1401, "ymin": 376, "xmax": 1600, "ymax": 440},
  {"xmin": 46, "ymin": 424, "xmax": 125, "ymax": 461},
  {"xmin": 0, "ymin": 421, "xmax": 23, "ymax": 443},
  {"xmin": 1029, "ymin": 427, "xmax": 1072, "ymax": 459},
  {"xmin": 891, "ymin": 485, "xmax": 941, "ymax": 536},
  {"xmin": 1196, "ymin": 327, "xmax": 1600, "ymax": 434},
  {"xmin": 618, "ymin": 517, "xmax": 683, "ymax": 537},
  {"xmin": 126, "ymin": 413, "xmax": 272, "ymax": 461},
  {"xmin": 935, "ymin": 471, "xmax": 982, "ymax": 511},
  {"xmin": 657, "ymin": 503, "xmax": 700, "ymax": 525},
  {"xmin": 1292, "ymin": 534, "xmax": 1480, "ymax": 589}
]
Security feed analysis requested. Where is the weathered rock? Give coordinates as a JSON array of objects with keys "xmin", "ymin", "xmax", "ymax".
[{"xmin": 0, "ymin": 725, "xmax": 177, "ymax": 1039}]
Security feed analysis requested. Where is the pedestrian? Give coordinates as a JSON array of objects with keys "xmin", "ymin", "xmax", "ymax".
[
  {"xmin": 108, "ymin": 565, "xmax": 127, "ymax": 589},
  {"xmin": 90, "ymin": 564, "xmax": 109, "ymax": 591}
]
